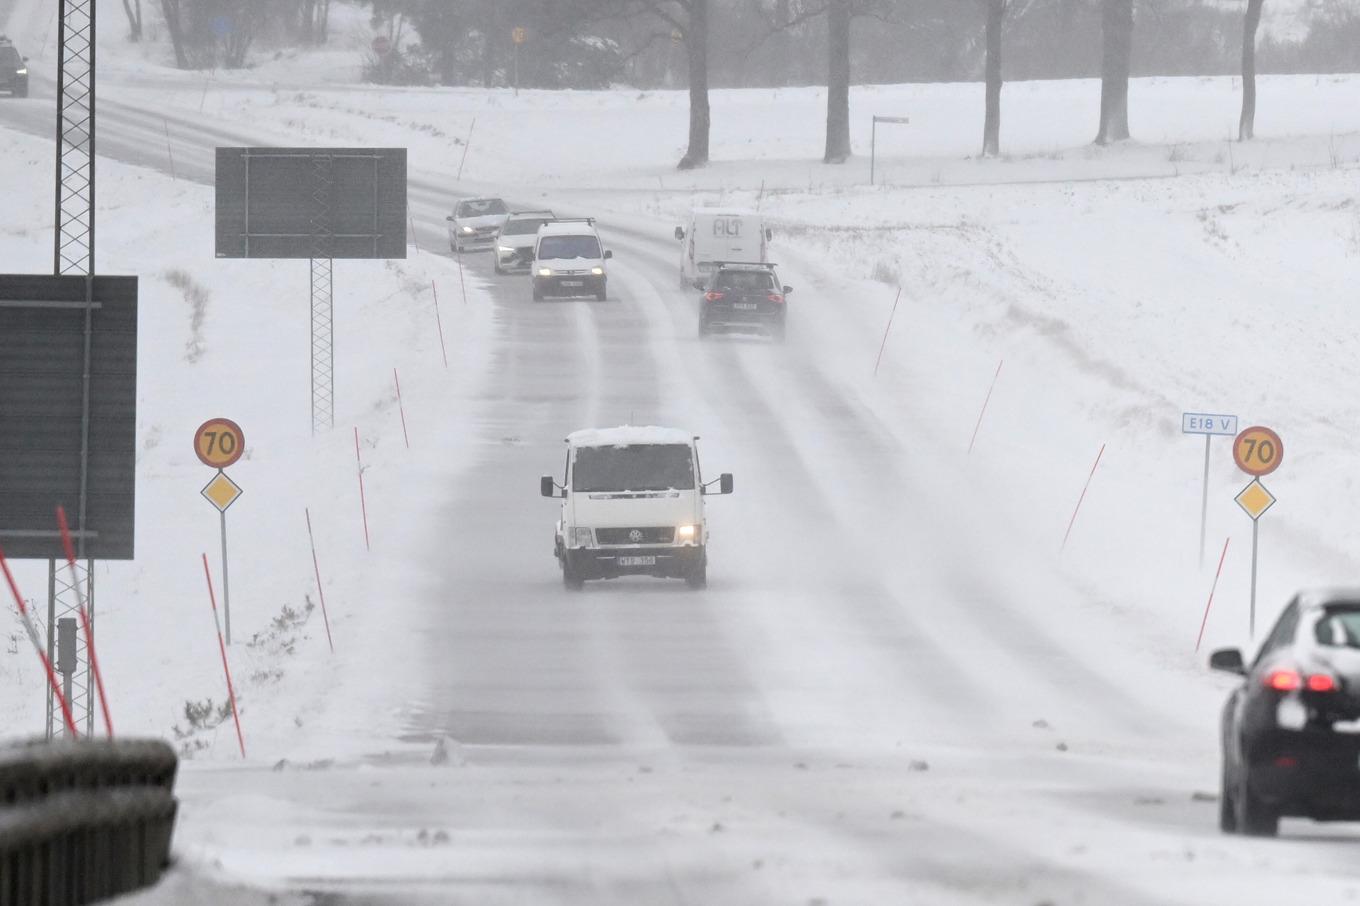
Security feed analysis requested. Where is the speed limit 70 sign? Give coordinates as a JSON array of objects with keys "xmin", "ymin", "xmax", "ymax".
[
  {"xmin": 1233, "ymin": 425, "xmax": 1283, "ymax": 477},
  {"xmin": 194, "ymin": 418, "xmax": 245, "ymax": 469}
]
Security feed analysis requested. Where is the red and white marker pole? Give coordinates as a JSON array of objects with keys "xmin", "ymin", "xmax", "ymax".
[
  {"xmin": 355, "ymin": 427, "xmax": 371, "ymax": 551},
  {"xmin": 0, "ymin": 547, "xmax": 79, "ymax": 737},
  {"xmin": 1196, "ymin": 537, "xmax": 1231, "ymax": 652},
  {"xmin": 56, "ymin": 506, "xmax": 113, "ymax": 738},
  {"xmin": 872, "ymin": 287, "xmax": 902, "ymax": 377},
  {"xmin": 394, "ymin": 368, "xmax": 410, "ymax": 449},
  {"xmin": 305, "ymin": 508, "xmax": 335, "ymax": 654},
  {"xmin": 201, "ymin": 554, "xmax": 245, "ymax": 758},
  {"xmin": 1061, "ymin": 444, "xmax": 1106, "ymax": 552},
  {"xmin": 967, "ymin": 359, "xmax": 1004, "ymax": 454},
  {"xmin": 431, "ymin": 280, "xmax": 449, "ymax": 368}
]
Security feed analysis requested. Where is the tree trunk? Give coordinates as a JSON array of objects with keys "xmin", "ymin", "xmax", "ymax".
[
  {"xmin": 679, "ymin": 0, "xmax": 711, "ymax": 169},
  {"xmin": 1239, "ymin": 0, "xmax": 1264, "ymax": 141},
  {"xmin": 1095, "ymin": 0, "xmax": 1133, "ymax": 144},
  {"xmin": 120, "ymin": 0, "xmax": 142, "ymax": 40},
  {"xmin": 982, "ymin": 0, "xmax": 1004, "ymax": 157},
  {"xmin": 824, "ymin": 0, "xmax": 851, "ymax": 163},
  {"xmin": 160, "ymin": 0, "xmax": 189, "ymax": 68}
]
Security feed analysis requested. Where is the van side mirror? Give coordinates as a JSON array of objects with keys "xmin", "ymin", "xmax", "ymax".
[
  {"xmin": 765, "ymin": 228, "xmax": 773, "ymax": 241},
  {"xmin": 674, "ymin": 227, "xmax": 685, "ymax": 241},
  {"xmin": 1209, "ymin": 648, "xmax": 1246, "ymax": 675},
  {"xmin": 782, "ymin": 285, "xmax": 793, "ymax": 294},
  {"xmin": 603, "ymin": 250, "xmax": 613, "ymax": 259},
  {"xmin": 719, "ymin": 473, "xmax": 733, "ymax": 495},
  {"xmin": 445, "ymin": 215, "xmax": 454, "ymax": 222},
  {"xmin": 540, "ymin": 475, "xmax": 559, "ymax": 498}
]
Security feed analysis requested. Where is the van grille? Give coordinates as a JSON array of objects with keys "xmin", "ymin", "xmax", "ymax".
[{"xmin": 596, "ymin": 527, "xmax": 675, "ymax": 545}]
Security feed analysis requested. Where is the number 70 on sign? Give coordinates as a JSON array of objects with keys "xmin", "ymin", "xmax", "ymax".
[{"xmin": 195, "ymin": 418, "xmax": 246, "ymax": 469}]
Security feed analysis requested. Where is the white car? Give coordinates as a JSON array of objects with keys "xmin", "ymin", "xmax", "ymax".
[
  {"xmin": 446, "ymin": 197, "xmax": 509, "ymax": 252},
  {"xmin": 532, "ymin": 219, "xmax": 612, "ymax": 301},
  {"xmin": 541, "ymin": 426, "xmax": 733, "ymax": 589},
  {"xmin": 675, "ymin": 208, "xmax": 772, "ymax": 289},
  {"xmin": 494, "ymin": 210, "xmax": 555, "ymax": 274}
]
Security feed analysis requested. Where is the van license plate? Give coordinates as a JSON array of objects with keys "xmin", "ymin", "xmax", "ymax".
[
  {"xmin": 619, "ymin": 556, "xmax": 656, "ymax": 567},
  {"xmin": 561, "ymin": 280, "xmax": 584, "ymax": 287},
  {"xmin": 733, "ymin": 302, "xmax": 758, "ymax": 310}
]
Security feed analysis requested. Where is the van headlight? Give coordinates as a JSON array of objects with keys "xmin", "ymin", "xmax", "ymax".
[
  {"xmin": 498, "ymin": 245, "xmax": 514, "ymax": 253},
  {"xmin": 537, "ymin": 267, "xmax": 553, "ymax": 277},
  {"xmin": 571, "ymin": 527, "xmax": 594, "ymax": 548},
  {"xmin": 16, "ymin": 68, "xmax": 27, "ymax": 75},
  {"xmin": 591, "ymin": 266, "xmax": 604, "ymax": 276},
  {"xmin": 676, "ymin": 524, "xmax": 699, "ymax": 541},
  {"xmin": 460, "ymin": 225, "xmax": 474, "ymax": 234}
]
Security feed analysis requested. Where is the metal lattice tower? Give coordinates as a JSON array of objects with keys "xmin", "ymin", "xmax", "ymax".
[
  {"xmin": 310, "ymin": 154, "xmax": 334, "ymax": 434},
  {"xmin": 48, "ymin": 0, "xmax": 99, "ymax": 740}
]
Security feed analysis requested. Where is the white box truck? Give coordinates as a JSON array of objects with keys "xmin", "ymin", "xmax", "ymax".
[{"xmin": 675, "ymin": 208, "xmax": 772, "ymax": 289}]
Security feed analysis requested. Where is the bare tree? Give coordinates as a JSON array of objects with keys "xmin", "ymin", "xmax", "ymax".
[
  {"xmin": 160, "ymin": 0, "xmax": 189, "ymax": 67},
  {"xmin": 981, "ymin": 0, "xmax": 1005, "ymax": 156},
  {"xmin": 120, "ymin": 0, "xmax": 143, "ymax": 41},
  {"xmin": 679, "ymin": 0, "xmax": 711, "ymax": 168},
  {"xmin": 824, "ymin": 0, "xmax": 851, "ymax": 162},
  {"xmin": 1095, "ymin": 0, "xmax": 1133, "ymax": 144},
  {"xmin": 1239, "ymin": 0, "xmax": 1265, "ymax": 140}
]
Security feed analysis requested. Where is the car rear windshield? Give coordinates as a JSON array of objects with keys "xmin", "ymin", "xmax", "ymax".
[
  {"xmin": 715, "ymin": 270, "xmax": 776, "ymax": 292},
  {"xmin": 503, "ymin": 218, "xmax": 550, "ymax": 236},
  {"xmin": 573, "ymin": 444, "xmax": 695, "ymax": 493},
  {"xmin": 539, "ymin": 235, "xmax": 601, "ymax": 260},
  {"xmin": 457, "ymin": 199, "xmax": 507, "ymax": 217},
  {"xmin": 1316, "ymin": 608, "xmax": 1360, "ymax": 648}
]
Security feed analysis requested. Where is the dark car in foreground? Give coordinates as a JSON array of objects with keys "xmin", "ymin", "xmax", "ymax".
[
  {"xmin": 1211, "ymin": 590, "xmax": 1360, "ymax": 836},
  {"xmin": 0, "ymin": 37, "xmax": 29, "ymax": 98},
  {"xmin": 698, "ymin": 262, "xmax": 790, "ymax": 341}
]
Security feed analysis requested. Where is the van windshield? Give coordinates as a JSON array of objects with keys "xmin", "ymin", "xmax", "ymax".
[
  {"xmin": 573, "ymin": 444, "xmax": 695, "ymax": 492},
  {"xmin": 539, "ymin": 235, "xmax": 601, "ymax": 260}
]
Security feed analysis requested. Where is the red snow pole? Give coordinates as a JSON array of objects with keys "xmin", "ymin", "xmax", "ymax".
[
  {"xmin": 967, "ymin": 359, "xmax": 1004, "ymax": 454},
  {"xmin": 355, "ymin": 427, "xmax": 371, "ymax": 551},
  {"xmin": 431, "ymin": 280, "xmax": 449, "ymax": 368},
  {"xmin": 872, "ymin": 287, "xmax": 902, "ymax": 377},
  {"xmin": 0, "ymin": 547, "xmax": 79, "ymax": 737},
  {"xmin": 202, "ymin": 554, "xmax": 246, "ymax": 758},
  {"xmin": 1196, "ymin": 537, "xmax": 1232, "ymax": 652},
  {"xmin": 305, "ymin": 508, "xmax": 335, "ymax": 654},
  {"xmin": 56, "ymin": 506, "xmax": 114, "ymax": 738},
  {"xmin": 394, "ymin": 368, "xmax": 410, "ymax": 449},
  {"xmin": 1061, "ymin": 444, "xmax": 1106, "ymax": 552}
]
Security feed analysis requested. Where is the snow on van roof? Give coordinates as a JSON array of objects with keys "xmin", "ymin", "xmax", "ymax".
[{"xmin": 567, "ymin": 426, "xmax": 695, "ymax": 447}]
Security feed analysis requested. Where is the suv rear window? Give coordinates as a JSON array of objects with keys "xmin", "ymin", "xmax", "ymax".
[{"xmin": 715, "ymin": 270, "xmax": 776, "ymax": 292}]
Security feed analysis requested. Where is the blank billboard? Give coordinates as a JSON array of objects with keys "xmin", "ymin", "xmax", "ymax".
[
  {"xmin": 0, "ymin": 275, "xmax": 138, "ymax": 561},
  {"xmin": 215, "ymin": 147, "xmax": 407, "ymax": 259}
]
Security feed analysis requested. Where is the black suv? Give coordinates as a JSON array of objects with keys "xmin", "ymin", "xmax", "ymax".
[
  {"xmin": 698, "ymin": 262, "xmax": 791, "ymax": 342},
  {"xmin": 0, "ymin": 37, "xmax": 28, "ymax": 98}
]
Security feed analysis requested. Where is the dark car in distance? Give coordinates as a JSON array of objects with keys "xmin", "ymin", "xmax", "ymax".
[
  {"xmin": 698, "ymin": 262, "xmax": 791, "ymax": 342},
  {"xmin": 0, "ymin": 37, "xmax": 29, "ymax": 98},
  {"xmin": 1211, "ymin": 590, "xmax": 1360, "ymax": 836}
]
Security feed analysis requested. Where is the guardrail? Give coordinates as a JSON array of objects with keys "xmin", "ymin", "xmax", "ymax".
[{"xmin": 0, "ymin": 738, "xmax": 178, "ymax": 905}]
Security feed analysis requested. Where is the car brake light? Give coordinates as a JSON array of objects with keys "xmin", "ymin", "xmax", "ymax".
[
  {"xmin": 1307, "ymin": 673, "xmax": 1339, "ymax": 693},
  {"xmin": 767, "ymin": 293, "xmax": 785, "ymax": 303},
  {"xmin": 1265, "ymin": 669, "xmax": 1301, "ymax": 691},
  {"xmin": 704, "ymin": 291, "xmax": 724, "ymax": 303}
]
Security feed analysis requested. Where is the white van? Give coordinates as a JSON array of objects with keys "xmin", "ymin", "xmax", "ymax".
[
  {"xmin": 532, "ymin": 219, "xmax": 612, "ymax": 301},
  {"xmin": 540, "ymin": 426, "xmax": 733, "ymax": 589},
  {"xmin": 675, "ymin": 208, "xmax": 772, "ymax": 289}
]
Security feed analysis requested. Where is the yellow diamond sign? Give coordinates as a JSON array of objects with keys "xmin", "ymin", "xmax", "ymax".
[
  {"xmin": 201, "ymin": 471, "xmax": 243, "ymax": 513},
  {"xmin": 1235, "ymin": 478, "xmax": 1275, "ymax": 521}
]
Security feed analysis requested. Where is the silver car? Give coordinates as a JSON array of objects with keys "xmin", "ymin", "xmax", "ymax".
[
  {"xmin": 494, "ymin": 210, "xmax": 556, "ymax": 274},
  {"xmin": 445, "ymin": 197, "xmax": 509, "ymax": 253}
]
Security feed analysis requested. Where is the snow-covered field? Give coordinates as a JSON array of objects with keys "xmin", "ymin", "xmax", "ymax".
[{"xmin": 4, "ymin": 1, "xmax": 1360, "ymax": 902}]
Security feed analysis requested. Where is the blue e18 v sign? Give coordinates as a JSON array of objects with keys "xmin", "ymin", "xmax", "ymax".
[{"xmin": 1183, "ymin": 413, "xmax": 1238, "ymax": 436}]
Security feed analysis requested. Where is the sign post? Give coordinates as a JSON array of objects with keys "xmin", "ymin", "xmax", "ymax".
[
  {"xmin": 195, "ymin": 419, "xmax": 245, "ymax": 645},
  {"xmin": 870, "ymin": 115, "xmax": 910, "ymax": 186},
  {"xmin": 1182, "ymin": 412, "xmax": 1238, "ymax": 566},
  {"xmin": 512, "ymin": 27, "xmax": 526, "ymax": 96},
  {"xmin": 1233, "ymin": 425, "xmax": 1283, "ymax": 638}
]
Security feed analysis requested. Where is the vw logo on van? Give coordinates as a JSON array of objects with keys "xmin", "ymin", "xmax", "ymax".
[{"xmin": 628, "ymin": 529, "xmax": 644, "ymax": 543}]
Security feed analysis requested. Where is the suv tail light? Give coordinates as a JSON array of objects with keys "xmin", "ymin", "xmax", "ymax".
[
  {"xmin": 1264, "ymin": 669, "xmax": 1339, "ymax": 692},
  {"xmin": 704, "ymin": 291, "xmax": 724, "ymax": 303},
  {"xmin": 766, "ymin": 293, "xmax": 785, "ymax": 304}
]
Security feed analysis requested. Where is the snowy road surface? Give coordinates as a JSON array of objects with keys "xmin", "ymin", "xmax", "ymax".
[{"xmin": 5, "ymin": 10, "xmax": 1360, "ymax": 902}]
